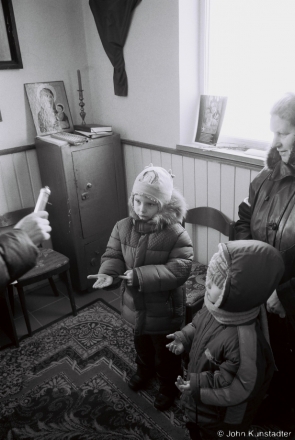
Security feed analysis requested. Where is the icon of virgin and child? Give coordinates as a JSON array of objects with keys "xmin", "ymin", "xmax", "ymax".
[
  {"xmin": 37, "ymin": 85, "xmax": 70, "ymax": 133},
  {"xmin": 202, "ymin": 96, "xmax": 221, "ymax": 135}
]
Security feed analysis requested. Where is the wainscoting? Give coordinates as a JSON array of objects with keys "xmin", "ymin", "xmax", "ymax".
[
  {"xmin": 123, "ymin": 142, "xmax": 263, "ymax": 265},
  {"xmin": 0, "ymin": 147, "xmax": 42, "ymax": 214},
  {"xmin": 0, "ymin": 141, "xmax": 264, "ymax": 267}
]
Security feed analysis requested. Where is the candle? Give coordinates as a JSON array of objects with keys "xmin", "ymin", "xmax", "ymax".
[{"xmin": 77, "ymin": 69, "xmax": 82, "ymax": 90}]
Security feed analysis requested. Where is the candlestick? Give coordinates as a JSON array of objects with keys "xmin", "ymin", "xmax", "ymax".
[
  {"xmin": 78, "ymin": 91, "xmax": 86, "ymax": 125},
  {"xmin": 77, "ymin": 70, "xmax": 86, "ymax": 124},
  {"xmin": 77, "ymin": 69, "xmax": 82, "ymax": 90}
]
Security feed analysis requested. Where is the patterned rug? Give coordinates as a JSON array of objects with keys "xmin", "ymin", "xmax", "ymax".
[
  {"xmin": 0, "ymin": 299, "xmax": 189, "ymax": 440},
  {"xmin": 0, "ymin": 299, "xmax": 293, "ymax": 440}
]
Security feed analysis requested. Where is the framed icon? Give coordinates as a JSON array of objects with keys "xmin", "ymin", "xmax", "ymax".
[
  {"xmin": 0, "ymin": 0, "xmax": 23, "ymax": 69},
  {"xmin": 25, "ymin": 81, "xmax": 74, "ymax": 136},
  {"xmin": 195, "ymin": 95, "xmax": 227, "ymax": 146}
]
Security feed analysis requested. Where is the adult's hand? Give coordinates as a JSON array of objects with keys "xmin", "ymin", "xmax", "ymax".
[
  {"xmin": 267, "ymin": 290, "xmax": 286, "ymax": 318},
  {"xmin": 14, "ymin": 211, "xmax": 51, "ymax": 245}
]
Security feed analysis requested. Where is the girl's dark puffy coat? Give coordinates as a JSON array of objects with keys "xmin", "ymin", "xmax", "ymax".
[{"xmin": 99, "ymin": 192, "xmax": 193, "ymax": 335}]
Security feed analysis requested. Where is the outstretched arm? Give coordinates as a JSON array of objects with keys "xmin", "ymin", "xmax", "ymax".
[
  {"xmin": 0, "ymin": 230, "xmax": 39, "ymax": 291},
  {"xmin": 98, "ymin": 223, "xmax": 126, "ymax": 289},
  {"xmin": 14, "ymin": 211, "xmax": 51, "ymax": 245}
]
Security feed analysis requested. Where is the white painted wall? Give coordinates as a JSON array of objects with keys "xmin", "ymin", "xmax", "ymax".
[
  {"xmin": 0, "ymin": 0, "xmax": 90, "ymax": 150},
  {"xmin": 81, "ymin": 0, "xmax": 190, "ymax": 149},
  {"xmin": 0, "ymin": 1, "xmax": 199, "ymax": 150}
]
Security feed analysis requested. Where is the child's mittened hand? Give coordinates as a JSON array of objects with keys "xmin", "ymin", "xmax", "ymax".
[
  {"xmin": 87, "ymin": 274, "xmax": 113, "ymax": 289},
  {"xmin": 175, "ymin": 376, "xmax": 191, "ymax": 393},
  {"xmin": 166, "ymin": 334, "xmax": 185, "ymax": 355}
]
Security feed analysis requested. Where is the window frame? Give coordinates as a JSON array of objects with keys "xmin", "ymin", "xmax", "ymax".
[{"xmin": 198, "ymin": 0, "xmax": 269, "ymax": 152}]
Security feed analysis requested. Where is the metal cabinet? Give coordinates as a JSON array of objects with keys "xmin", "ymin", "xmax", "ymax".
[{"xmin": 35, "ymin": 134, "xmax": 128, "ymax": 291}]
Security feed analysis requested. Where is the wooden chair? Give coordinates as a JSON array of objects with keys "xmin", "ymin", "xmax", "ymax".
[
  {"xmin": 184, "ymin": 207, "xmax": 235, "ymax": 323},
  {"xmin": 0, "ymin": 207, "xmax": 77, "ymax": 347}
]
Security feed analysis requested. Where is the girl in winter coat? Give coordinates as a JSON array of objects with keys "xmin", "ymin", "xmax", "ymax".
[
  {"xmin": 90, "ymin": 165, "xmax": 193, "ymax": 411},
  {"xmin": 166, "ymin": 240, "xmax": 284, "ymax": 439}
]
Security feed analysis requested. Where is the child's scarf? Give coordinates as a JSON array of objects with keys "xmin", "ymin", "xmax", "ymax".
[{"xmin": 204, "ymin": 292, "xmax": 271, "ymax": 346}]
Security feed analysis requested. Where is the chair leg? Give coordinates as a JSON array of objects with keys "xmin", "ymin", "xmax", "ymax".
[
  {"xmin": 16, "ymin": 285, "xmax": 32, "ymax": 336},
  {"xmin": 0, "ymin": 289, "xmax": 19, "ymax": 347},
  {"xmin": 8, "ymin": 284, "xmax": 15, "ymax": 314},
  {"xmin": 49, "ymin": 277, "xmax": 60, "ymax": 297},
  {"xmin": 64, "ymin": 270, "xmax": 77, "ymax": 316}
]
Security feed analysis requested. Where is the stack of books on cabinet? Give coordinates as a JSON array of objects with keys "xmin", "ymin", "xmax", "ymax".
[{"xmin": 74, "ymin": 123, "xmax": 113, "ymax": 139}]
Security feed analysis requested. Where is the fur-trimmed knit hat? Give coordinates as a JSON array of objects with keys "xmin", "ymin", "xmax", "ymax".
[
  {"xmin": 206, "ymin": 244, "xmax": 229, "ymax": 292},
  {"xmin": 132, "ymin": 164, "xmax": 174, "ymax": 205}
]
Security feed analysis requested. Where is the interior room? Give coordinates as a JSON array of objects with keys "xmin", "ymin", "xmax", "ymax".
[{"xmin": 0, "ymin": 0, "xmax": 295, "ymax": 438}]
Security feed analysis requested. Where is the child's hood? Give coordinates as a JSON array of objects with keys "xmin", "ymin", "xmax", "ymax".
[
  {"xmin": 218, "ymin": 240, "xmax": 285, "ymax": 313},
  {"xmin": 129, "ymin": 187, "xmax": 187, "ymax": 227}
]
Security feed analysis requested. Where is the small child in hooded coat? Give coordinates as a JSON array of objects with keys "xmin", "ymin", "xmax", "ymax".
[
  {"xmin": 166, "ymin": 240, "xmax": 285, "ymax": 439},
  {"xmin": 91, "ymin": 165, "xmax": 193, "ymax": 411}
]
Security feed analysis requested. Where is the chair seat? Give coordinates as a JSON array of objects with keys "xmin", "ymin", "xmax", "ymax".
[
  {"xmin": 185, "ymin": 261, "xmax": 207, "ymax": 306},
  {"xmin": 17, "ymin": 248, "xmax": 69, "ymax": 285}
]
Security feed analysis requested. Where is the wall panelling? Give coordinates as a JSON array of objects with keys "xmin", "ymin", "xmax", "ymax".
[
  {"xmin": 0, "ymin": 142, "xmax": 263, "ymax": 267},
  {"xmin": 123, "ymin": 143, "xmax": 263, "ymax": 265}
]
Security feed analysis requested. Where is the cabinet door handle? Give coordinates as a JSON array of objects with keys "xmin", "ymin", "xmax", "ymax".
[
  {"xmin": 86, "ymin": 183, "xmax": 92, "ymax": 189},
  {"xmin": 81, "ymin": 192, "xmax": 89, "ymax": 200}
]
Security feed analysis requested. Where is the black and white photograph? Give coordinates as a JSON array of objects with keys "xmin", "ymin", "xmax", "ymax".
[{"xmin": 0, "ymin": 1, "xmax": 295, "ymax": 439}]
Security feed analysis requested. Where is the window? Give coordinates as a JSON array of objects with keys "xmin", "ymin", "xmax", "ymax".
[{"xmin": 203, "ymin": 0, "xmax": 295, "ymax": 148}]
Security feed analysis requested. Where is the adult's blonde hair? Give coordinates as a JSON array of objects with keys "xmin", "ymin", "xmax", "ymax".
[{"xmin": 270, "ymin": 92, "xmax": 295, "ymax": 126}]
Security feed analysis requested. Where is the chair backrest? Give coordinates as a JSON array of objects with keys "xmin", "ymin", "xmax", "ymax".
[
  {"xmin": 184, "ymin": 207, "xmax": 235, "ymax": 241},
  {"xmin": 0, "ymin": 207, "xmax": 34, "ymax": 230}
]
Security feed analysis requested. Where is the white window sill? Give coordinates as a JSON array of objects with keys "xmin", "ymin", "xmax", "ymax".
[{"xmin": 176, "ymin": 142, "xmax": 266, "ymax": 168}]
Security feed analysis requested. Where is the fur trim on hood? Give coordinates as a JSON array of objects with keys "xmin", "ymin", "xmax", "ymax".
[
  {"xmin": 129, "ymin": 187, "xmax": 187, "ymax": 228},
  {"xmin": 265, "ymin": 144, "xmax": 295, "ymax": 170}
]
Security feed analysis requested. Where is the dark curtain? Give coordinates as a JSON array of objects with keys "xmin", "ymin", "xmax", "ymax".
[{"xmin": 89, "ymin": 0, "xmax": 141, "ymax": 97}]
